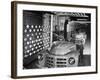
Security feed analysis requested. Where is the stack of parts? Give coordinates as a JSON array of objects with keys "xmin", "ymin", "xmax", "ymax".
[{"xmin": 23, "ymin": 25, "xmax": 51, "ymax": 59}]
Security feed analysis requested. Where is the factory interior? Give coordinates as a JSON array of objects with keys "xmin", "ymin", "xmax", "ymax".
[{"xmin": 23, "ymin": 10, "xmax": 91, "ymax": 69}]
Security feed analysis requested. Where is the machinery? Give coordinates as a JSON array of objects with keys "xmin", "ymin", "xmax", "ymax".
[
  {"xmin": 23, "ymin": 22, "xmax": 87, "ymax": 69},
  {"xmin": 45, "ymin": 41, "xmax": 80, "ymax": 68},
  {"xmin": 37, "ymin": 22, "xmax": 87, "ymax": 68}
]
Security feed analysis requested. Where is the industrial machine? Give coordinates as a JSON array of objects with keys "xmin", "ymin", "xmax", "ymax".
[
  {"xmin": 37, "ymin": 21, "xmax": 87, "ymax": 68},
  {"xmin": 23, "ymin": 21, "xmax": 87, "ymax": 69},
  {"xmin": 45, "ymin": 41, "xmax": 80, "ymax": 67}
]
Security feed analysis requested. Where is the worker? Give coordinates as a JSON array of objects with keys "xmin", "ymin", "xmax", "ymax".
[
  {"xmin": 75, "ymin": 29, "xmax": 87, "ymax": 64},
  {"xmin": 64, "ymin": 17, "xmax": 72, "ymax": 41}
]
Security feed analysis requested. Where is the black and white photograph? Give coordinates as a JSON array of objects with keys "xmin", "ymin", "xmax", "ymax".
[
  {"xmin": 11, "ymin": 1, "xmax": 97, "ymax": 78},
  {"xmin": 23, "ymin": 10, "xmax": 91, "ymax": 69}
]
